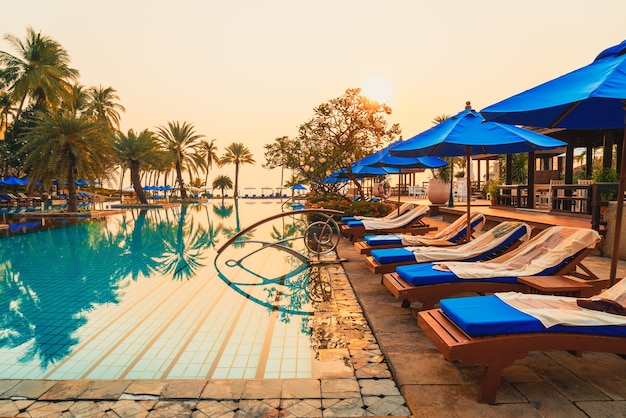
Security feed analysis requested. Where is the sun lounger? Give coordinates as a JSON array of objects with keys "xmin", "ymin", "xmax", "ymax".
[
  {"xmin": 340, "ymin": 202, "xmax": 416, "ymax": 225},
  {"xmin": 340, "ymin": 204, "xmax": 435, "ymax": 242},
  {"xmin": 382, "ymin": 226, "xmax": 603, "ymax": 308},
  {"xmin": 366, "ymin": 221, "xmax": 530, "ymax": 274},
  {"xmin": 354, "ymin": 212, "xmax": 486, "ymax": 255},
  {"xmin": 417, "ymin": 279, "xmax": 626, "ymax": 403},
  {"xmin": 0, "ymin": 193, "xmax": 20, "ymax": 206}
]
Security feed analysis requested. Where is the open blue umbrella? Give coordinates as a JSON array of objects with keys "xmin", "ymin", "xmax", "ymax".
[
  {"xmin": 357, "ymin": 139, "xmax": 448, "ymax": 170},
  {"xmin": 390, "ymin": 104, "xmax": 566, "ymax": 239},
  {"xmin": 3, "ymin": 176, "xmax": 25, "ymax": 186},
  {"xmin": 343, "ymin": 164, "xmax": 400, "ymax": 177},
  {"xmin": 481, "ymin": 39, "xmax": 626, "ymax": 284},
  {"xmin": 355, "ymin": 143, "xmax": 448, "ymax": 204}
]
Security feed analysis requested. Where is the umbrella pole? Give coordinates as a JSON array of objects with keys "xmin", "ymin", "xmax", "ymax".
[
  {"xmin": 397, "ymin": 174, "xmax": 401, "ymax": 216},
  {"xmin": 609, "ymin": 123, "xmax": 626, "ymax": 286},
  {"xmin": 466, "ymin": 148, "xmax": 472, "ymax": 242}
]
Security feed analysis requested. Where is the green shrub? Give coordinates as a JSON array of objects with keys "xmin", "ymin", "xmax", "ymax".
[{"xmin": 592, "ymin": 167, "xmax": 619, "ymax": 201}]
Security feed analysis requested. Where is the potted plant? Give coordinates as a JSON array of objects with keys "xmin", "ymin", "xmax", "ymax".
[
  {"xmin": 485, "ymin": 178, "xmax": 501, "ymax": 206},
  {"xmin": 427, "ymin": 163, "xmax": 452, "ymax": 205},
  {"xmin": 592, "ymin": 167, "xmax": 619, "ymax": 201}
]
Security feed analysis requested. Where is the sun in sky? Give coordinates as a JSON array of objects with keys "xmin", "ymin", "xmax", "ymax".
[{"xmin": 359, "ymin": 74, "xmax": 394, "ymax": 104}]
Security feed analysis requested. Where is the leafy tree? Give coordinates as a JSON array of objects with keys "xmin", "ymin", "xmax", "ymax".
[
  {"xmin": 155, "ymin": 121, "xmax": 205, "ymax": 199},
  {"xmin": 263, "ymin": 135, "xmax": 289, "ymax": 187},
  {"xmin": 220, "ymin": 142, "xmax": 255, "ymax": 198},
  {"xmin": 264, "ymin": 88, "xmax": 400, "ymax": 197},
  {"xmin": 0, "ymin": 26, "xmax": 78, "ymax": 120},
  {"xmin": 113, "ymin": 129, "xmax": 164, "ymax": 204},
  {"xmin": 20, "ymin": 110, "xmax": 114, "ymax": 212},
  {"xmin": 212, "ymin": 174, "xmax": 233, "ymax": 197},
  {"xmin": 497, "ymin": 154, "xmax": 528, "ymax": 184}
]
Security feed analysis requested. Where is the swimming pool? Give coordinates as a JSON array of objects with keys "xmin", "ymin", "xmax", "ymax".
[{"xmin": 0, "ymin": 200, "xmax": 343, "ymax": 380}]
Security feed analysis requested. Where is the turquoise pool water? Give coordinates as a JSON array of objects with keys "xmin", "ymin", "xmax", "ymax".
[{"xmin": 0, "ymin": 200, "xmax": 333, "ymax": 380}]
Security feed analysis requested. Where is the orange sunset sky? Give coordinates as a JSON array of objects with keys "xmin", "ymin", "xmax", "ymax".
[{"xmin": 2, "ymin": 1, "xmax": 626, "ymax": 189}]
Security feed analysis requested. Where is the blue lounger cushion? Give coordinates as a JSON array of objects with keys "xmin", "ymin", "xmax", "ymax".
[
  {"xmin": 440, "ymin": 295, "xmax": 626, "ymax": 338},
  {"xmin": 371, "ymin": 225, "xmax": 529, "ymax": 265},
  {"xmin": 396, "ymin": 252, "xmax": 574, "ymax": 287},
  {"xmin": 365, "ymin": 235, "xmax": 403, "ymax": 246},
  {"xmin": 341, "ymin": 216, "xmax": 358, "ymax": 222},
  {"xmin": 371, "ymin": 248, "xmax": 415, "ymax": 264},
  {"xmin": 396, "ymin": 264, "xmax": 519, "ymax": 286},
  {"xmin": 347, "ymin": 220, "xmax": 364, "ymax": 227}
]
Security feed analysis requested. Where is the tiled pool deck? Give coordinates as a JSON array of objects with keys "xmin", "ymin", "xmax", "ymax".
[{"xmin": 1, "ymin": 215, "xmax": 625, "ymax": 417}]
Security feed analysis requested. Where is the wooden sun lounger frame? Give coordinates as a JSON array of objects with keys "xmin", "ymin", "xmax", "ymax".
[
  {"xmin": 417, "ymin": 308, "xmax": 626, "ymax": 404},
  {"xmin": 354, "ymin": 239, "xmax": 403, "ymax": 255},
  {"xmin": 382, "ymin": 244, "xmax": 602, "ymax": 309}
]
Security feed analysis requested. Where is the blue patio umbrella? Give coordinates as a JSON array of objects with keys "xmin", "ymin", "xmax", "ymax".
[
  {"xmin": 362, "ymin": 153, "xmax": 448, "ymax": 207},
  {"xmin": 357, "ymin": 139, "xmax": 448, "ymax": 170},
  {"xmin": 390, "ymin": 104, "xmax": 566, "ymax": 240},
  {"xmin": 291, "ymin": 184, "xmax": 307, "ymax": 190},
  {"xmin": 345, "ymin": 164, "xmax": 400, "ymax": 177},
  {"xmin": 481, "ymin": 39, "xmax": 626, "ymax": 285},
  {"xmin": 325, "ymin": 164, "xmax": 400, "ymax": 183},
  {"xmin": 3, "ymin": 176, "xmax": 25, "ymax": 186}
]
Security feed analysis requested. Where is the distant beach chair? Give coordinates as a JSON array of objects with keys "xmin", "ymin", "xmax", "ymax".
[{"xmin": 340, "ymin": 205, "xmax": 435, "ymax": 242}]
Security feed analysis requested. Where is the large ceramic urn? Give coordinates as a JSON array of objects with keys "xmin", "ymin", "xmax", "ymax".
[{"xmin": 427, "ymin": 178, "xmax": 449, "ymax": 205}]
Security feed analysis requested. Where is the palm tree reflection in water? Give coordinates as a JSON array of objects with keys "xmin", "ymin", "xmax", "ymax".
[
  {"xmin": 0, "ymin": 205, "xmax": 220, "ymax": 371},
  {"xmin": 0, "ymin": 203, "xmax": 339, "ymax": 374}
]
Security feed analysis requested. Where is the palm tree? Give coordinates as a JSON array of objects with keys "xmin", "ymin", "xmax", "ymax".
[
  {"xmin": 200, "ymin": 138, "xmax": 220, "ymax": 186},
  {"xmin": 221, "ymin": 142, "xmax": 255, "ymax": 198},
  {"xmin": 67, "ymin": 84, "xmax": 89, "ymax": 115},
  {"xmin": 0, "ymin": 26, "xmax": 79, "ymax": 120},
  {"xmin": 155, "ymin": 121, "xmax": 205, "ymax": 198},
  {"xmin": 20, "ymin": 110, "xmax": 113, "ymax": 212},
  {"xmin": 85, "ymin": 85, "xmax": 125, "ymax": 130},
  {"xmin": 113, "ymin": 129, "xmax": 163, "ymax": 204},
  {"xmin": 212, "ymin": 174, "xmax": 233, "ymax": 198}
]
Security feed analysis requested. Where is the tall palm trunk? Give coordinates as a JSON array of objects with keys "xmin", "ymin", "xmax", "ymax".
[
  {"xmin": 176, "ymin": 160, "xmax": 187, "ymax": 198},
  {"xmin": 66, "ymin": 156, "xmax": 78, "ymax": 212},
  {"xmin": 130, "ymin": 160, "xmax": 148, "ymax": 204},
  {"xmin": 234, "ymin": 162, "xmax": 240, "ymax": 198},
  {"xmin": 119, "ymin": 167, "xmax": 126, "ymax": 204}
]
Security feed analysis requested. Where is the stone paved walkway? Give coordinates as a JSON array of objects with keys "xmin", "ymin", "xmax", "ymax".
[{"xmin": 340, "ymin": 216, "xmax": 626, "ymax": 417}]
